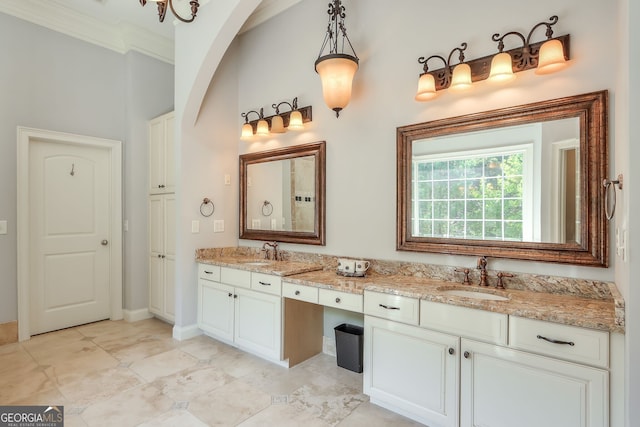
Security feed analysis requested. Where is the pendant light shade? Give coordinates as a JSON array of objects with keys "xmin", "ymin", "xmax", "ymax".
[
  {"xmin": 315, "ymin": 54, "xmax": 359, "ymax": 117},
  {"xmin": 270, "ymin": 115, "xmax": 285, "ymax": 133},
  {"xmin": 415, "ymin": 73, "xmax": 438, "ymax": 101},
  {"xmin": 450, "ymin": 63, "xmax": 472, "ymax": 91},
  {"xmin": 489, "ymin": 52, "xmax": 515, "ymax": 83},
  {"xmin": 535, "ymin": 39, "xmax": 568, "ymax": 74},
  {"xmin": 288, "ymin": 110, "xmax": 304, "ymax": 130}
]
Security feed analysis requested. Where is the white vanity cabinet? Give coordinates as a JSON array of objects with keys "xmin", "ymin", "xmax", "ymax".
[
  {"xmin": 197, "ymin": 264, "xmax": 282, "ymax": 362},
  {"xmin": 460, "ymin": 338, "xmax": 608, "ymax": 427},
  {"xmin": 363, "ymin": 292, "xmax": 459, "ymax": 427}
]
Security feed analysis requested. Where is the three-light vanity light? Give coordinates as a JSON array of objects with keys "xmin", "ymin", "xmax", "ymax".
[
  {"xmin": 240, "ymin": 97, "xmax": 312, "ymax": 141},
  {"xmin": 415, "ymin": 15, "xmax": 570, "ymax": 101}
]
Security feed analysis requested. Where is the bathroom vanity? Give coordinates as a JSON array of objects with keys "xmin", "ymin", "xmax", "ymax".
[{"xmin": 195, "ymin": 249, "xmax": 623, "ymax": 427}]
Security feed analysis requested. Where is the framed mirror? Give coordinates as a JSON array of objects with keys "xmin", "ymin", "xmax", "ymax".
[
  {"xmin": 397, "ymin": 90, "xmax": 608, "ymax": 266},
  {"xmin": 240, "ymin": 141, "xmax": 326, "ymax": 245}
]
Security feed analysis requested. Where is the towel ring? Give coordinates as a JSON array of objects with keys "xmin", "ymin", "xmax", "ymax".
[
  {"xmin": 200, "ymin": 198, "xmax": 214, "ymax": 217},
  {"xmin": 262, "ymin": 200, "xmax": 273, "ymax": 216},
  {"xmin": 603, "ymin": 174, "xmax": 623, "ymax": 221}
]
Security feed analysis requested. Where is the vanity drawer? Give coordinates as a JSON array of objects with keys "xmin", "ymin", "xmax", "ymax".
[
  {"xmin": 198, "ymin": 264, "xmax": 220, "ymax": 282},
  {"xmin": 420, "ymin": 301, "xmax": 508, "ymax": 345},
  {"xmin": 319, "ymin": 289, "xmax": 363, "ymax": 313},
  {"xmin": 509, "ymin": 316, "xmax": 609, "ymax": 368},
  {"xmin": 251, "ymin": 272, "xmax": 282, "ymax": 296},
  {"xmin": 282, "ymin": 282, "xmax": 319, "ymax": 304},
  {"xmin": 220, "ymin": 267, "xmax": 251, "ymax": 288},
  {"xmin": 364, "ymin": 291, "xmax": 420, "ymax": 325}
]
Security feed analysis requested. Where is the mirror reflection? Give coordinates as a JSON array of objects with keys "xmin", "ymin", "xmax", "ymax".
[
  {"xmin": 411, "ymin": 118, "xmax": 580, "ymax": 244},
  {"xmin": 246, "ymin": 155, "xmax": 316, "ymax": 233}
]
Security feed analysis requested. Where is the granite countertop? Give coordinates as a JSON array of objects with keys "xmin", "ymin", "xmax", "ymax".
[{"xmin": 196, "ymin": 255, "xmax": 624, "ymax": 334}]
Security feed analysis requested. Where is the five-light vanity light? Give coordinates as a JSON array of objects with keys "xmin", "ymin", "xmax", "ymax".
[
  {"xmin": 415, "ymin": 15, "xmax": 570, "ymax": 101},
  {"xmin": 240, "ymin": 97, "xmax": 312, "ymax": 141}
]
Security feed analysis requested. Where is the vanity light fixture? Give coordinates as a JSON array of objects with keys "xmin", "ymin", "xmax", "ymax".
[
  {"xmin": 315, "ymin": 0, "xmax": 359, "ymax": 118},
  {"xmin": 414, "ymin": 15, "xmax": 570, "ymax": 101},
  {"xmin": 240, "ymin": 98, "xmax": 313, "ymax": 140},
  {"xmin": 139, "ymin": 0, "xmax": 199, "ymax": 23}
]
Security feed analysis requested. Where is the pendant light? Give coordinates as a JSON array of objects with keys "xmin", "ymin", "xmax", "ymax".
[{"xmin": 315, "ymin": 0, "xmax": 359, "ymax": 117}]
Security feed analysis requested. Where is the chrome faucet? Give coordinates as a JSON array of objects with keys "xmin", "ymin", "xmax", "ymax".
[
  {"xmin": 477, "ymin": 256, "xmax": 488, "ymax": 286},
  {"xmin": 262, "ymin": 241, "xmax": 281, "ymax": 261}
]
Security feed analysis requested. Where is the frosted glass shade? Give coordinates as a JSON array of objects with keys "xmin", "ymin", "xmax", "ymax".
[
  {"xmin": 256, "ymin": 119, "xmax": 269, "ymax": 136},
  {"xmin": 489, "ymin": 52, "xmax": 515, "ymax": 83},
  {"xmin": 315, "ymin": 54, "xmax": 359, "ymax": 116},
  {"xmin": 288, "ymin": 110, "xmax": 304, "ymax": 130},
  {"xmin": 536, "ymin": 39, "xmax": 568, "ymax": 75},
  {"xmin": 240, "ymin": 123, "xmax": 253, "ymax": 140},
  {"xmin": 450, "ymin": 63, "xmax": 472, "ymax": 91},
  {"xmin": 270, "ymin": 115, "xmax": 285, "ymax": 133},
  {"xmin": 415, "ymin": 73, "xmax": 438, "ymax": 101}
]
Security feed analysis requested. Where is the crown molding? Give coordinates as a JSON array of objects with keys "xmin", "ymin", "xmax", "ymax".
[{"xmin": 0, "ymin": 0, "xmax": 174, "ymax": 64}]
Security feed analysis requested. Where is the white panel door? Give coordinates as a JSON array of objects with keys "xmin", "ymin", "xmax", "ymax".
[
  {"xmin": 460, "ymin": 339, "xmax": 608, "ymax": 427},
  {"xmin": 29, "ymin": 140, "xmax": 111, "ymax": 335}
]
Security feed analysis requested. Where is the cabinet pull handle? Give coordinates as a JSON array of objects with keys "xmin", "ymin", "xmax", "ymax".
[
  {"xmin": 448, "ymin": 347, "xmax": 455, "ymax": 355},
  {"xmin": 464, "ymin": 351, "xmax": 471, "ymax": 359},
  {"xmin": 335, "ymin": 297, "xmax": 341, "ymax": 303},
  {"xmin": 259, "ymin": 281, "xmax": 271, "ymax": 286},
  {"xmin": 379, "ymin": 304, "xmax": 400, "ymax": 310},
  {"xmin": 295, "ymin": 290, "xmax": 301, "ymax": 296},
  {"xmin": 536, "ymin": 335, "xmax": 575, "ymax": 346},
  {"xmin": 204, "ymin": 270, "xmax": 213, "ymax": 274}
]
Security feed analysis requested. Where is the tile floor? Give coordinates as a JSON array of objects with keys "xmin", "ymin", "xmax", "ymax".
[{"xmin": 0, "ymin": 318, "xmax": 423, "ymax": 426}]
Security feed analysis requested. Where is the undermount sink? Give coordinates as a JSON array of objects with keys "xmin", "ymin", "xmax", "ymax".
[
  {"xmin": 441, "ymin": 289, "xmax": 510, "ymax": 301},
  {"xmin": 241, "ymin": 261, "xmax": 272, "ymax": 266}
]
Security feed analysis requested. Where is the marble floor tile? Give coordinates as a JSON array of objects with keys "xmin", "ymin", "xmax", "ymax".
[
  {"xmin": 177, "ymin": 334, "xmax": 236, "ymax": 360},
  {"xmin": 80, "ymin": 383, "xmax": 174, "ymax": 427},
  {"xmin": 206, "ymin": 347, "xmax": 274, "ymax": 379},
  {"xmin": 136, "ymin": 409, "xmax": 209, "ymax": 427},
  {"xmin": 337, "ymin": 401, "xmax": 425, "ymax": 426},
  {"xmin": 129, "ymin": 348, "xmax": 199, "ymax": 382},
  {"xmin": 238, "ymin": 404, "xmax": 333, "ymax": 427},
  {"xmin": 238, "ymin": 360, "xmax": 318, "ymax": 396},
  {"xmin": 151, "ymin": 364, "xmax": 235, "ymax": 401},
  {"xmin": 188, "ymin": 379, "xmax": 271, "ymax": 426},
  {"xmin": 55, "ymin": 365, "xmax": 143, "ymax": 406}
]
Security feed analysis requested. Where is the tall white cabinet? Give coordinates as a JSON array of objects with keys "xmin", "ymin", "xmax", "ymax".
[{"xmin": 148, "ymin": 111, "xmax": 175, "ymax": 323}]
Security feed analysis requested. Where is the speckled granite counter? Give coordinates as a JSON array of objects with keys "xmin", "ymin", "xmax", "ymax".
[{"xmin": 195, "ymin": 249, "xmax": 624, "ymax": 334}]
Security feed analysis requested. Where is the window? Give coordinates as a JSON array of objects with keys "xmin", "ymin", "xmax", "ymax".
[{"xmin": 411, "ymin": 144, "xmax": 533, "ymax": 241}]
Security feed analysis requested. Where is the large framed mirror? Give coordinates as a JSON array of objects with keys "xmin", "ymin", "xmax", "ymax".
[
  {"xmin": 240, "ymin": 141, "xmax": 326, "ymax": 245},
  {"xmin": 397, "ymin": 90, "xmax": 608, "ymax": 266}
]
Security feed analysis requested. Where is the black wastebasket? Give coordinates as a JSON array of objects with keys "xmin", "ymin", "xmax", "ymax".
[{"xmin": 334, "ymin": 323, "xmax": 364, "ymax": 373}]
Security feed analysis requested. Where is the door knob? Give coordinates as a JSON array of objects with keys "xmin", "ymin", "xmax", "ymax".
[{"xmin": 101, "ymin": 239, "xmax": 109, "ymax": 246}]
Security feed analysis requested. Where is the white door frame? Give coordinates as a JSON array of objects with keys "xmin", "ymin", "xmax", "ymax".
[{"xmin": 17, "ymin": 127, "xmax": 123, "ymax": 341}]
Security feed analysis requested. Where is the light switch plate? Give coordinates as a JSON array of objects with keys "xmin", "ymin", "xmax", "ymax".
[
  {"xmin": 191, "ymin": 220, "xmax": 200, "ymax": 233},
  {"xmin": 214, "ymin": 220, "xmax": 225, "ymax": 232},
  {"xmin": 0, "ymin": 220, "xmax": 7, "ymax": 235},
  {"xmin": 224, "ymin": 174, "xmax": 231, "ymax": 185}
]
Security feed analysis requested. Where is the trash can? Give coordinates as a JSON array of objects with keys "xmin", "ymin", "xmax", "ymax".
[{"xmin": 334, "ymin": 323, "xmax": 364, "ymax": 373}]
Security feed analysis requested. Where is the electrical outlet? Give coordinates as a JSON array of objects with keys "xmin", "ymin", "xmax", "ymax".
[
  {"xmin": 0, "ymin": 220, "xmax": 7, "ymax": 235},
  {"xmin": 214, "ymin": 220, "xmax": 225, "ymax": 232},
  {"xmin": 224, "ymin": 174, "xmax": 231, "ymax": 185}
]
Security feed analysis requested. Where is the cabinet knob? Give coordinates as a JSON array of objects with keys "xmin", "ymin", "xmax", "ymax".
[
  {"xmin": 295, "ymin": 290, "xmax": 300, "ymax": 296},
  {"xmin": 101, "ymin": 239, "xmax": 109, "ymax": 246},
  {"xmin": 161, "ymin": 255, "xmax": 166, "ymax": 259},
  {"xmin": 464, "ymin": 351, "xmax": 471, "ymax": 359},
  {"xmin": 448, "ymin": 347, "xmax": 455, "ymax": 355},
  {"xmin": 228, "ymin": 292, "xmax": 233, "ymax": 297},
  {"xmin": 335, "ymin": 297, "xmax": 341, "ymax": 303},
  {"xmin": 157, "ymin": 254, "xmax": 162, "ymax": 258},
  {"xmin": 233, "ymin": 294, "xmax": 238, "ymax": 299}
]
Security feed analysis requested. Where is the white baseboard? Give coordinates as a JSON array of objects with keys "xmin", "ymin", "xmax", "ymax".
[
  {"xmin": 172, "ymin": 324, "xmax": 202, "ymax": 341},
  {"xmin": 123, "ymin": 308, "xmax": 153, "ymax": 322},
  {"xmin": 323, "ymin": 335, "xmax": 336, "ymax": 357}
]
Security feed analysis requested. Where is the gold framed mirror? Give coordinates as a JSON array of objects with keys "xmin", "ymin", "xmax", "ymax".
[
  {"xmin": 240, "ymin": 141, "xmax": 326, "ymax": 245},
  {"xmin": 397, "ymin": 90, "xmax": 608, "ymax": 266}
]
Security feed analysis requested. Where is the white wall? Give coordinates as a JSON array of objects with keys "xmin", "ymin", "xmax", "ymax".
[{"xmin": 0, "ymin": 12, "xmax": 174, "ymax": 322}]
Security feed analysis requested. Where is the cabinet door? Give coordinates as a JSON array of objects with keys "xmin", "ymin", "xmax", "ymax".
[
  {"xmin": 163, "ymin": 113, "xmax": 175, "ymax": 193},
  {"xmin": 460, "ymin": 339, "xmax": 608, "ymax": 427},
  {"xmin": 148, "ymin": 254, "xmax": 164, "ymax": 316},
  {"xmin": 198, "ymin": 280, "xmax": 235, "ymax": 343},
  {"xmin": 149, "ymin": 195, "xmax": 163, "ymax": 254},
  {"xmin": 234, "ymin": 288, "xmax": 282, "ymax": 361},
  {"xmin": 163, "ymin": 257, "xmax": 175, "ymax": 321},
  {"xmin": 364, "ymin": 315, "xmax": 459, "ymax": 427},
  {"xmin": 148, "ymin": 112, "xmax": 175, "ymax": 194}
]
